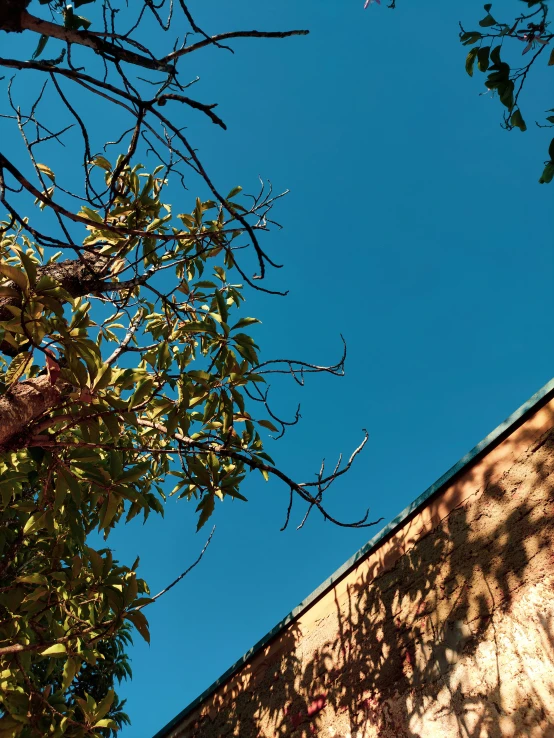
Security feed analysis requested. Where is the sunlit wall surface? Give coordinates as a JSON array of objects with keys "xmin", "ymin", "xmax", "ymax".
[{"xmin": 156, "ymin": 383, "xmax": 554, "ymax": 738}]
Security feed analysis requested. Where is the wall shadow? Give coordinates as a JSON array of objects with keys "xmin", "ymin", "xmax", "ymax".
[{"xmin": 175, "ymin": 408, "xmax": 554, "ymax": 738}]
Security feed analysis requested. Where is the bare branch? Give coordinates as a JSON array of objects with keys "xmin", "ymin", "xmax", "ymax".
[
  {"xmin": 164, "ymin": 29, "xmax": 309, "ymax": 62},
  {"xmin": 105, "ymin": 308, "xmax": 145, "ymax": 366},
  {"xmin": 133, "ymin": 526, "xmax": 215, "ymax": 611}
]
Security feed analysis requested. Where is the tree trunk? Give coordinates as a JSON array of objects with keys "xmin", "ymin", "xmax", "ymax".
[
  {"xmin": 0, "ymin": 254, "xmax": 124, "ymax": 356},
  {"xmin": 0, "ymin": 375, "xmax": 66, "ymax": 450},
  {"xmin": 0, "ymin": 0, "xmax": 32, "ymax": 33}
]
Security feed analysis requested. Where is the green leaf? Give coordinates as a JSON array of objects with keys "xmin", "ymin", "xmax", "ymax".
[
  {"xmin": 255, "ymin": 450, "xmax": 275, "ymax": 465},
  {"xmin": 221, "ymin": 391, "xmax": 233, "ymax": 434},
  {"xmin": 117, "ymin": 461, "xmax": 150, "ymax": 484},
  {"xmin": 460, "ymin": 31, "xmax": 482, "ymax": 46},
  {"xmin": 0, "ymin": 713, "xmax": 26, "ymax": 736},
  {"xmin": 4, "ymin": 353, "xmax": 33, "ymax": 387},
  {"xmin": 78, "ymin": 206, "xmax": 104, "ymax": 224},
  {"xmin": 489, "ymin": 45, "xmax": 502, "ymax": 66},
  {"xmin": 100, "ymin": 493, "xmax": 120, "ymax": 530},
  {"xmin": 36, "ymin": 163, "xmax": 55, "ymax": 182},
  {"xmin": 477, "ymin": 46, "xmax": 490, "ymax": 73},
  {"xmin": 95, "ymin": 689, "xmax": 114, "ymax": 721},
  {"xmin": 59, "ymin": 468, "xmax": 82, "ymax": 506},
  {"xmin": 226, "ymin": 185, "xmax": 242, "ymax": 199},
  {"xmin": 540, "ymin": 162, "xmax": 554, "ymax": 184},
  {"xmin": 40, "ymin": 643, "xmax": 67, "ymax": 656},
  {"xmin": 465, "ymin": 48, "xmax": 479, "ymax": 77},
  {"xmin": 17, "ymin": 573, "xmax": 48, "ymax": 585},
  {"xmin": 178, "ymin": 213, "xmax": 195, "ymax": 229},
  {"xmin": 180, "ymin": 321, "xmax": 215, "ymax": 334},
  {"xmin": 498, "ymin": 80, "xmax": 514, "ymax": 110},
  {"xmin": 18, "ymin": 252, "xmax": 38, "ymax": 287},
  {"xmin": 258, "ymin": 419, "xmax": 279, "ymax": 432},
  {"xmin": 93, "ymin": 365, "xmax": 112, "ymax": 391},
  {"xmin": 215, "ymin": 290, "xmax": 228, "ymax": 323},
  {"xmin": 188, "ymin": 370, "xmax": 212, "ymax": 383},
  {"xmin": 102, "ymin": 413, "xmax": 121, "ymax": 439},
  {"xmin": 126, "ymin": 610, "xmax": 150, "ymax": 644},
  {"xmin": 510, "ymin": 109, "xmax": 526, "ymax": 132},
  {"xmin": 214, "ymin": 265, "xmax": 226, "ymax": 282},
  {"xmin": 61, "ymin": 657, "xmax": 80, "ymax": 690},
  {"xmin": 90, "ymin": 155, "xmax": 112, "ymax": 171},
  {"xmin": 0, "ymin": 264, "xmax": 28, "ymax": 292},
  {"xmin": 53, "ymin": 472, "xmax": 68, "ymax": 514},
  {"xmin": 64, "ymin": 6, "xmax": 91, "ymax": 31},
  {"xmin": 87, "ymin": 547, "xmax": 105, "ymax": 579},
  {"xmin": 0, "ymin": 286, "xmax": 20, "ymax": 298},
  {"xmin": 22, "ymin": 513, "xmax": 45, "ymax": 536},
  {"xmin": 231, "ymin": 317, "xmax": 260, "ymax": 331},
  {"xmin": 32, "ymin": 34, "xmax": 49, "ymax": 60},
  {"xmin": 223, "ymin": 487, "xmax": 248, "ymax": 502},
  {"xmin": 479, "ymin": 13, "xmax": 497, "ymax": 27},
  {"xmin": 34, "ymin": 274, "xmax": 58, "ymax": 292},
  {"xmin": 94, "ymin": 720, "xmax": 119, "ymax": 730},
  {"xmin": 203, "ymin": 393, "xmax": 219, "ymax": 422},
  {"xmin": 196, "ymin": 494, "xmax": 215, "ymax": 531},
  {"xmin": 128, "ymin": 379, "xmax": 154, "ymax": 409}
]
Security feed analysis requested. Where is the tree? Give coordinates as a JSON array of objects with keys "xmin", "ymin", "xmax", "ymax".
[
  {"xmin": 374, "ymin": 0, "xmax": 554, "ymax": 183},
  {"xmin": 461, "ymin": 1, "xmax": 554, "ymax": 184},
  {"xmin": 0, "ymin": 2, "xmax": 379, "ymax": 735}
]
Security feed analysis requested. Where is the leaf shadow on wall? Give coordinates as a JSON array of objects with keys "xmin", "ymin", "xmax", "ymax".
[{"xmin": 180, "ymin": 411, "xmax": 554, "ymax": 738}]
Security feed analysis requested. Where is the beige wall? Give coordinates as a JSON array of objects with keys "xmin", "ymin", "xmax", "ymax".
[{"xmin": 168, "ymin": 397, "xmax": 554, "ymax": 738}]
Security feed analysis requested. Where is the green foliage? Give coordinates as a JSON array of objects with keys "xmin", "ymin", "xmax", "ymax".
[
  {"xmin": 459, "ymin": 2, "xmax": 553, "ymax": 183},
  {"xmin": 0, "ymin": 4, "xmax": 367, "ymax": 734},
  {"xmin": 387, "ymin": 0, "xmax": 553, "ymax": 182},
  {"xmin": 0, "ymin": 159, "xmax": 296, "ymax": 734},
  {"xmin": 0, "ymin": 470, "xmax": 134, "ymax": 736}
]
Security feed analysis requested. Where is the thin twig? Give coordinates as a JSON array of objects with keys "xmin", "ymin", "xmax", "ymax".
[{"xmin": 133, "ymin": 526, "xmax": 216, "ymax": 610}]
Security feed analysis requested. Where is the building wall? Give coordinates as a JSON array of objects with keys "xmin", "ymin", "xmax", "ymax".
[{"xmin": 166, "ymin": 396, "xmax": 554, "ymax": 738}]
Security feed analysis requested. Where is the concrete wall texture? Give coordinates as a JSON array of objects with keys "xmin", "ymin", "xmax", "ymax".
[{"xmin": 162, "ymin": 390, "xmax": 554, "ymax": 738}]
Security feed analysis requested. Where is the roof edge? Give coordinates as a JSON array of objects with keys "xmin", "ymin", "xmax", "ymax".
[{"xmin": 153, "ymin": 377, "xmax": 554, "ymax": 738}]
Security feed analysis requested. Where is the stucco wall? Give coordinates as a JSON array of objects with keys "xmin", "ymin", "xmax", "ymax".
[{"xmin": 165, "ymin": 396, "xmax": 554, "ymax": 738}]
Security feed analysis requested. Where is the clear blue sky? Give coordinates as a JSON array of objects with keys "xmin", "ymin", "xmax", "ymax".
[{"xmin": 4, "ymin": 1, "xmax": 554, "ymax": 735}]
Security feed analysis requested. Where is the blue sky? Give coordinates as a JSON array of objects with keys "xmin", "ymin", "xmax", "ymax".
[
  {"xmin": 4, "ymin": 0, "xmax": 554, "ymax": 735},
  {"xmin": 123, "ymin": 2, "xmax": 553, "ymax": 734}
]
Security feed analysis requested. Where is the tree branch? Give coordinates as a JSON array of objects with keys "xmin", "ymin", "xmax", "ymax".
[
  {"xmin": 0, "ymin": 374, "xmax": 68, "ymax": 450},
  {"xmin": 163, "ymin": 29, "xmax": 309, "ymax": 63},
  {"xmin": 134, "ymin": 419, "xmax": 378, "ymax": 529},
  {"xmin": 19, "ymin": 11, "xmax": 175, "ymax": 73},
  {"xmin": 132, "ymin": 526, "xmax": 215, "ymax": 611}
]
